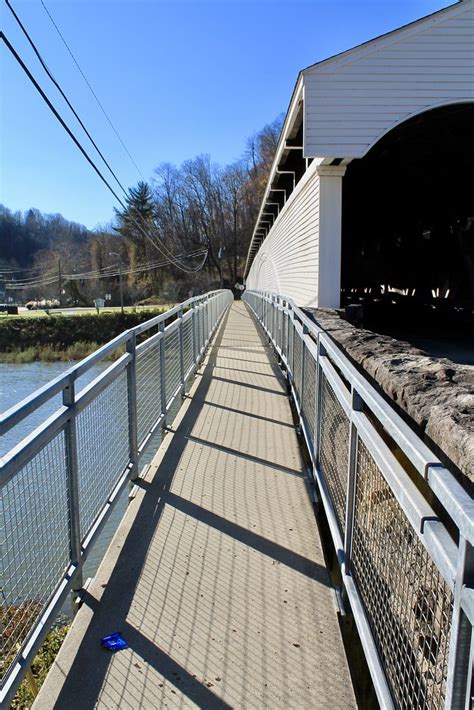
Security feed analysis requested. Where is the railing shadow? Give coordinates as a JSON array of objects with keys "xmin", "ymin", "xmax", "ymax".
[
  {"xmin": 49, "ymin": 303, "xmax": 329, "ymax": 709},
  {"xmin": 50, "ymin": 309, "xmax": 233, "ymax": 709}
]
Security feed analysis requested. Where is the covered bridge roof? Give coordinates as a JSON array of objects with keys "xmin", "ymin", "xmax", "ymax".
[{"xmin": 244, "ymin": 0, "xmax": 474, "ymax": 279}]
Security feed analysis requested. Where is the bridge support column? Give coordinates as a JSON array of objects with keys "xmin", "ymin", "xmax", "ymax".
[{"xmin": 316, "ymin": 165, "xmax": 346, "ymax": 308}]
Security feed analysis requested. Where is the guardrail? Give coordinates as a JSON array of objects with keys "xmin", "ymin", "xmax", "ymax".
[
  {"xmin": 243, "ymin": 289, "xmax": 473, "ymax": 710},
  {"xmin": 0, "ymin": 289, "xmax": 233, "ymax": 707}
]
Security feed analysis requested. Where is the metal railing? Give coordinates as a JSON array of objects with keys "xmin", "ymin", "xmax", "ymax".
[
  {"xmin": 243, "ymin": 289, "xmax": 473, "ymax": 710},
  {"xmin": 0, "ymin": 289, "xmax": 233, "ymax": 707}
]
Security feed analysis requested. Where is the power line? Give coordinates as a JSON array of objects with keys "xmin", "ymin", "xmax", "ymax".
[
  {"xmin": 5, "ymin": 0, "xmax": 129, "ymax": 198},
  {"xmin": 66, "ymin": 250, "xmax": 207, "ymax": 280},
  {"xmin": 39, "ymin": 0, "xmax": 146, "ymax": 181},
  {"xmin": 7, "ymin": 250, "xmax": 207, "ymax": 285},
  {"xmin": 0, "ymin": 256, "xmax": 92, "ymax": 274},
  {"xmin": 1, "ymin": 32, "xmax": 126, "ymax": 204},
  {"xmin": 1, "ymin": 32, "xmax": 207, "ymax": 274},
  {"xmin": 5, "ymin": 249, "xmax": 208, "ymax": 289},
  {"xmin": 4, "ymin": 5, "xmax": 208, "ymax": 273}
]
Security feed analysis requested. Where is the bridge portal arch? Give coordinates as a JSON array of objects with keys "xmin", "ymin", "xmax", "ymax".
[{"xmin": 341, "ymin": 102, "xmax": 474, "ymax": 306}]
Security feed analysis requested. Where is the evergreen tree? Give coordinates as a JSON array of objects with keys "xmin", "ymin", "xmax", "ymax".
[{"xmin": 114, "ymin": 181, "xmax": 160, "ymax": 297}]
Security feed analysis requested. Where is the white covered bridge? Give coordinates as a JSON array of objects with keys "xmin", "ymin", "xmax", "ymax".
[{"xmin": 244, "ymin": 0, "xmax": 474, "ymax": 308}]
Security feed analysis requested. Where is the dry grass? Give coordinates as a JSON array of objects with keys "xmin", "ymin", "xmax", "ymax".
[{"xmin": 0, "ymin": 342, "xmax": 125, "ymax": 363}]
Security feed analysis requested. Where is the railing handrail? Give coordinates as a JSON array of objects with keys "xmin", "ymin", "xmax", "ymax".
[
  {"xmin": 243, "ymin": 288, "xmax": 473, "ymax": 710},
  {"xmin": 0, "ymin": 292, "xmax": 221, "ymax": 438},
  {"xmin": 0, "ymin": 289, "xmax": 233, "ymax": 708},
  {"xmin": 244, "ymin": 289, "xmax": 473, "ymax": 547}
]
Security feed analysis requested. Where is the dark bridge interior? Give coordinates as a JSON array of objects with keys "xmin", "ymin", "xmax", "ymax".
[{"xmin": 341, "ymin": 103, "xmax": 474, "ymax": 340}]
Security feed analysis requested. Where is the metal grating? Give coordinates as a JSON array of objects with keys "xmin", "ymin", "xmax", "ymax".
[
  {"xmin": 77, "ymin": 372, "xmax": 130, "ymax": 537},
  {"xmin": 165, "ymin": 328, "xmax": 181, "ymax": 405},
  {"xmin": 0, "ymin": 291, "xmax": 233, "ymax": 706},
  {"xmin": 205, "ymin": 303, "xmax": 208, "ymax": 339},
  {"xmin": 282, "ymin": 311, "xmax": 288, "ymax": 360},
  {"xmin": 319, "ymin": 373, "xmax": 349, "ymax": 532},
  {"xmin": 301, "ymin": 344, "xmax": 317, "ymax": 447},
  {"xmin": 182, "ymin": 318, "xmax": 194, "ymax": 377},
  {"xmin": 288, "ymin": 320, "xmax": 294, "ymax": 374},
  {"xmin": 352, "ymin": 439, "xmax": 453, "ymax": 710},
  {"xmin": 201, "ymin": 306, "xmax": 206, "ymax": 350},
  {"xmin": 195, "ymin": 308, "xmax": 202, "ymax": 355},
  {"xmin": 264, "ymin": 301, "xmax": 270, "ymax": 332},
  {"xmin": 136, "ymin": 341, "xmax": 162, "ymax": 447},
  {"xmin": 276, "ymin": 309, "xmax": 283, "ymax": 351},
  {"xmin": 292, "ymin": 330, "xmax": 302, "ymax": 404},
  {"xmin": 0, "ymin": 432, "xmax": 70, "ymax": 683}
]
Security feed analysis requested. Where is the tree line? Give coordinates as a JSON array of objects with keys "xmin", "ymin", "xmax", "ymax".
[{"xmin": 0, "ymin": 116, "xmax": 282, "ymax": 306}]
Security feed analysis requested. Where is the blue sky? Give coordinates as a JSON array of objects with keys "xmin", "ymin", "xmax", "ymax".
[{"xmin": 1, "ymin": 0, "xmax": 453, "ymax": 229}]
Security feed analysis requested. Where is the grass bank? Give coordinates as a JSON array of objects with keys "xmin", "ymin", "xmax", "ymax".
[
  {"xmin": 10, "ymin": 623, "xmax": 70, "ymax": 709},
  {"xmin": 0, "ymin": 308, "xmax": 168, "ymax": 362},
  {"xmin": 0, "ymin": 304, "xmax": 173, "ymax": 320},
  {"xmin": 0, "ymin": 341, "xmax": 124, "ymax": 363},
  {"xmin": 2, "ymin": 601, "xmax": 70, "ymax": 710}
]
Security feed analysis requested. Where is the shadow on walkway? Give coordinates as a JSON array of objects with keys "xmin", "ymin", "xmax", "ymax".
[{"xmin": 37, "ymin": 303, "xmax": 355, "ymax": 710}]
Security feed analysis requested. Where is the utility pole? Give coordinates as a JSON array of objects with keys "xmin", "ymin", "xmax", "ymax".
[
  {"xmin": 118, "ymin": 261, "xmax": 124, "ymax": 314},
  {"xmin": 109, "ymin": 252, "xmax": 124, "ymax": 314},
  {"xmin": 58, "ymin": 258, "xmax": 63, "ymax": 307}
]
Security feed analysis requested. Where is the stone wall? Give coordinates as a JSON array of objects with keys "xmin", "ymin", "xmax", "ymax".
[{"xmin": 305, "ymin": 308, "xmax": 474, "ymax": 490}]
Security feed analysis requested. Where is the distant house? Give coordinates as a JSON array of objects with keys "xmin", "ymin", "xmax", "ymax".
[{"xmin": 244, "ymin": 0, "xmax": 474, "ymax": 308}]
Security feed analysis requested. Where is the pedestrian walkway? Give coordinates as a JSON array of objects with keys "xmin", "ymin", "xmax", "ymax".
[{"xmin": 35, "ymin": 302, "xmax": 356, "ymax": 709}]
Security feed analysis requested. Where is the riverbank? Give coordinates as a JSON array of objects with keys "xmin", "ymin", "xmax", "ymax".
[
  {"xmin": 0, "ymin": 309, "xmax": 167, "ymax": 362},
  {"xmin": 0, "ymin": 341, "xmax": 122, "ymax": 363}
]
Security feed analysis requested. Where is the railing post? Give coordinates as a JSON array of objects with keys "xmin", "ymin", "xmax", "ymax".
[
  {"xmin": 314, "ymin": 336, "xmax": 326, "ymax": 467},
  {"xmin": 269, "ymin": 295, "xmax": 273, "ymax": 340},
  {"xmin": 159, "ymin": 321, "xmax": 167, "ymax": 430},
  {"xmin": 204, "ymin": 295, "xmax": 209, "ymax": 345},
  {"xmin": 343, "ymin": 388, "xmax": 363, "ymax": 576},
  {"xmin": 63, "ymin": 376, "xmax": 83, "ymax": 598},
  {"xmin": 276, "ymin": 298, "xmax": 281, "ymax": 355},
  {"xmin": 178, "ymin": 308, "xmax": 185, "ymax": 396},
  {"xmin": 126, "ymin": 332, "xmax": 139, "ymax": 481},
  {"xmin": 192, "ymin": 302, "xmax": 197, "ymax": 367},
  {"xmin": 300, "ymin": 325, "xmax": 308, "ymax": 412},
  {"xmin": 445, "ymin": 537, "xmax": 474, "ymax": 709},
  {"xmin": 289, "ymin": 305, "xmax": 295, "ymax": 383},
  {"xmin": 286, "ymin": 302, "xmax": 291, "ymax": 363},
  {"xmin": 196, "ymin": 303, "xmax": 201, "ymax": 359}
]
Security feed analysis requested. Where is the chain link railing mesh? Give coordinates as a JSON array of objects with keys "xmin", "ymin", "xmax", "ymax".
[
  {"xmin": 0, "ymin": 291, "xmax": 232, "ymax": 704},
  {"xmin": 301, "ymin": 343, "xmax": 316, "ymax": 445},
  {"xmin": 136, "ymin": 342, "xmax": 162, "ymax": 447},
  {"xmin": 292, "ymin": 331, "xmax": 302, "ymax": 402},
  {"xmin": 282, "ymin": 311, "xmax": 288, "ymax": 360},
  {"xmin": 241, "ymin": 292, "xmax": 468, "ymax": 710},
  {"xmin": 195, "ymin": 308, "xmax": 202, "ymax": 355},
  {"xmin": 204, "ymin": 303, "xmax": 209, "ymax": 344},
  {"xmin": 165, "ymin": 329, "xmax": 181, "ymax": 405},
  {"xmin": 0, "ymin": 432, "xmax": 70, "ymax": 684},
  {"xmin": 183, "ymin": 318, "xmax": 194, "ymax": 377},
  {"xmin": 276, "ymin": 308, "xmax": 283, "ymax": 352},
  {"xmin": 319, "ymin": 373, "xmax": 349, "ymax": 532},
  {"xmin": 77, "ymin": 372, "xmax": 130, "ymax": 537},
  {"xmin": 352, "ymin": 438, "xmax": 453, "ymax": 709},
  {"xmin": 288, "ymin": 320, "xmax": 294, "ymax": 374},
  {"xmin": 263, "ymin": 300, "xmax": 269, "ymax": 332},
  {"xmin": 201, "ymin": 306, "xmax": 206, "ymax": 351}
]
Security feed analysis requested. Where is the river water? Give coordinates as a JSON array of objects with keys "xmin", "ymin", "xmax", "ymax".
[{"xmin": 1, "ymin": 361, "xmax": 164, "ymax": 616}]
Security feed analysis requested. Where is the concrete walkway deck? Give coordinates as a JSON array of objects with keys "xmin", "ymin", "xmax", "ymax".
[{"xmin": 35, "ymin": 302, "xmax": 356, "ymax": 710}]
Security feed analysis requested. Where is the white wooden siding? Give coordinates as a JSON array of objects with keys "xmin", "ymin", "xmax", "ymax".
[
  {"xmin": 246, "ymin": 166, "xmax": 320, "ymax": 307},
  {"xmin": 303, "ymin": 0, "xmax": 474, "ymax": 158}
]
